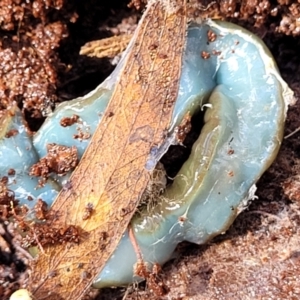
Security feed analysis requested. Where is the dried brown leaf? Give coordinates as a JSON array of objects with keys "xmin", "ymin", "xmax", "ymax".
[{"xmin": 28, "ymin": 1, "xmax": 188, "ymax": 299}]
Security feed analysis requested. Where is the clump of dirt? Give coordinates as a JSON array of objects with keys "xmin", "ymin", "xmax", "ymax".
[
  {"xmin": 0, "ymin": 221, "xmax": 27, "ymax": 300},
  {"xmin": 21, "ymin": 219, "xmax": 81, "ymax": 249},
  {"xmin": 0, "ymin": 178, "xmax": 18, "ymax": 219},
  {"xmin": 29, "ymin": 143, "xmax": 78, "ymax": 187},
  {"xmin": 0, "ymin": 0, "xmax": 72, "ymax": 124}
]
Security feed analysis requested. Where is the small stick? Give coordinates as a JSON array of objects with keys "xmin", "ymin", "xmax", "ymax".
[
  {"xmin": 128, "ymin": 224, "xmax": 143, "ymax": 261},
  {"xmin": 284, "ymin": 126, "xmax": 300, "ymax": 139}
]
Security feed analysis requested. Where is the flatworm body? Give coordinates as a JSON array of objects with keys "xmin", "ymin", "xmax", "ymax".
[
  {"xmin": 94, "ymin": 20, "xmax": 293, "ymax": 287},
  {"xmin": 0, "ymin": 20, "xmax": 293, "ymax": 288},
  {"xmin": 0, "ymin": 106, "xmax": 59, "ymax": 208}
]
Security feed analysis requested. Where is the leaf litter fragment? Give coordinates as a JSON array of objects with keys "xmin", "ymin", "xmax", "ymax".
[{"xmin": 28, "ymin": 1, "xmax": 188, "ymax": 299}]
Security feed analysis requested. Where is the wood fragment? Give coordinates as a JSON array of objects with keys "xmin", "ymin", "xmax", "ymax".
[{"xmin": 80, "ymin": 35, "xmax": 133, "ymax": 59}]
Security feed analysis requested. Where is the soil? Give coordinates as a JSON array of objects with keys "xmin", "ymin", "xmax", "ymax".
[{"xmin": 1, "ymin": 0, "xmax": 300, "ymax": 299}]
